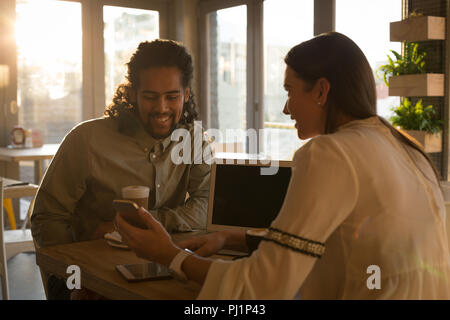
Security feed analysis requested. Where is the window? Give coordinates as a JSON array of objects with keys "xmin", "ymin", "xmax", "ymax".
[
  {"xmin": 200, "ymin": 0, "xmax": 313, "ymax": 159},
  {"xmin": 6, "ymin": 0, "xmax": 166, "ymax": 185},
  {"xmin": 201, "ymin": 0, "xmax": 407, "ymax": 162},
  {"xmin": 263, "ymin": 0, "xmax": 314, "ymax": 160},
  {"xmin": 207, "ymin": 5, "xmax": 247, "ymax": 150},
  {"xmin": 14, "ymin": 0, "xmax": 165, "ymax": 146},
  {"xmin": 336, "ymin": 0, "xmax": 403, "ymax": 120},
  {"xmin": 16, "ymin": 0, "xmax": 82, "ymax": 144},
  {"xmin": 104, "ymin": 6, "xmax": 159, "ymax": 105}
]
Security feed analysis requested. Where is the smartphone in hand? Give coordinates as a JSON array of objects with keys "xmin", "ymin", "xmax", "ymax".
[{"xmin": 112, "ymin": 199, "xmax": 147, "ymax": 229}]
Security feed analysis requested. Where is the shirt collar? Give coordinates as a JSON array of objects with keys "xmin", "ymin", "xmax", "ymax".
[
  {"xmin": 131, "ymin": 114, "xmax": 185, "ymax": 152},
  {"xmin": 160, "ymin": 133, "xmax": 173, "ymax": 152}
]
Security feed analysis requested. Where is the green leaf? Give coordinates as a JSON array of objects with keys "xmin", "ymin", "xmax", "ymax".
[
  {"xmin": 387, "ymin": 55, "xmax": 395, "ymax": 67},
  {"xmin": 391, "ymin": 50, "xmax": 402, "ymax": 61},
  {"xmin": 389, "ymin": 98, "xmax": 442, "ymax": 133},
  {"xmin": 378, "ymin": 43, "xmax": 428, "ymax": 87}
]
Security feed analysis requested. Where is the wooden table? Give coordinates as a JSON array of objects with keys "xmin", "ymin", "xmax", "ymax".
[
  {"xmin": 0, "ymin": 144, "xmax": 59, "ymax": 184},
  {"xmin": 36, "ymin": 237, "xmax": 206, "ymax": 300}
]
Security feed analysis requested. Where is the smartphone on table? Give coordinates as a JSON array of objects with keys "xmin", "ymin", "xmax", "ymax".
[
  {"xmin": 116, "ymin": 262, "xmax": 173, "ymax": 282},
  {"xmin": 112, "ymin": 199, "xmax": 147, "ymax": 229}
]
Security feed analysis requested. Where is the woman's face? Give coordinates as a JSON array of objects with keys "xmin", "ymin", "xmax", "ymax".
[{"xmin": 283, "ymin": 66, "xmax": 328, "ymax": 140}]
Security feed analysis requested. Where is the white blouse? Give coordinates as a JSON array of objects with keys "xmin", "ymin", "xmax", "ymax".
[{"xmin": 197, "ymin": 116, "xmax": 450, "ymax": 299}]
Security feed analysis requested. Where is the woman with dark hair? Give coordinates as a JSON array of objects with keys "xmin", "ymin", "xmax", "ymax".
[{"xmin": 116, "ymin": 32, "xmax": 450, "ymax": 299}]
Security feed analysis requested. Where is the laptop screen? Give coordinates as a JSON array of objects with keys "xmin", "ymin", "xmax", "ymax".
[{"xmin": 208, "ymin": 161, "xmax": 292, "ymax": 231}]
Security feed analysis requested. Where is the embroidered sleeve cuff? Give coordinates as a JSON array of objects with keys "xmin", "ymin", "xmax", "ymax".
[{"xmin": 262, "ymin": 227, "xmax": 325, "ymax": 258}]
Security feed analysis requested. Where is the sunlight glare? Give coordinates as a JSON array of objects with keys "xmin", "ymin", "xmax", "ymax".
[{"xmin": 15, "ymin": 0, "xmax": 81, "ymax": 65}]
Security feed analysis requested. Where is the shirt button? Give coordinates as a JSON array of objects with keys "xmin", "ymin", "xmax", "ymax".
[
  {"xmin": 152, "ymin": 154, "xmax": 156, "ymax": 159},
  {"xmin": 157, "ymin": 184, "xmax": 161, "ymax": 188}
]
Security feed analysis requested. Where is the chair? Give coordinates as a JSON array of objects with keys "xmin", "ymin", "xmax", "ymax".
[
  {"xmin": 0, "ymin": 178, "xmax": 38, "ymax": 300},
  {"xmin": 0, "ymin": 179, "xmax": 9, "ymax": 299},
  {"xmin": 3, "ymin": 198, "xmax": 17, "ymax": 230}
]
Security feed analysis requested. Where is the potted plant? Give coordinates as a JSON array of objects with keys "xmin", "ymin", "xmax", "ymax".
[
  {"xmin": 378, "ymin": 42, "xmax": 444, "ymax": 97},
  {"xmin": 390, "ymin": 98, "xmax": 442, "ymax": 153}
]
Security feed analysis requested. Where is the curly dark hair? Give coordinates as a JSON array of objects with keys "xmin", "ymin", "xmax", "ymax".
[{"xmin": 104, "ymin": 39, "xmax": 198, "ymax": 134}]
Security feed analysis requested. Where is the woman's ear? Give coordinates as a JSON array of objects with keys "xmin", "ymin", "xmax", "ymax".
[{"xmin": 315, "ymin": 77, "xmax": 330, "ymax": 106}]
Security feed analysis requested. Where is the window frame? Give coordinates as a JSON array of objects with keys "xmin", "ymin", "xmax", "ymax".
[
  {"xmin": 0, "ymin": 0, "xmax": 168, "ymax": 178},
  {"xmin": 198, "ymin": 0, "xmax": 334, "ymax": 155},
  {"xmin": 9, "ymin": 0, "xmax": 169, "ymax": 123},
  {"xmin": 198, "ymin": 0, "xmax": 264, "ymax": 153},
  {"xmin": 81, "ymin": 0, "xmax": 169, "ymax": 119}
]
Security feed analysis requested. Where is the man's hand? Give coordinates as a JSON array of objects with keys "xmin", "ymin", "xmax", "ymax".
[
  {"xmin": 90, "ymin": 221, "xmax": 115, "ymax": 240},
  {"xmin": 178, "ymin": 229, "xmax": 248, "ymax": 257},
  {"xmin": 177, "ymin": 232, "xmax": 228, "ymax": 257}
]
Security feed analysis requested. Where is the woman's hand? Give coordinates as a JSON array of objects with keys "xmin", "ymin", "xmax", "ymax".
[
  {"xmin": 115, "ymin": 207, "xmax": 180, "ymax": 266},
  {"xmin": 177, "ymin": 231, "xmax": 228, "ymax": 257}
]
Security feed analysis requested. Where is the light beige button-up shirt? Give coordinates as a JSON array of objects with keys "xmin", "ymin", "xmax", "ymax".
[
  {"xmin": 31, "ymin": 116, "xmax": 211, "ymax": 247},
  {"xmin": 197, "ymin": 116, "xmax": 450, "ymax": 299}
]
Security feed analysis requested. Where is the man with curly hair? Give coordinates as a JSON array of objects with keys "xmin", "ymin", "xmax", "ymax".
[{"xmin": 31, "ymin": 40, "xmax": 211, "ymax": 299}]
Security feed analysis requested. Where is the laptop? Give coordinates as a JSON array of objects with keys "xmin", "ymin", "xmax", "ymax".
[
  {"xmin": 207, "ymin": 159, "xmax": 293, "ymax": 232},
  {"xmin": 184, "ymin": 159, "xmax": 293, "ymax": 256}
]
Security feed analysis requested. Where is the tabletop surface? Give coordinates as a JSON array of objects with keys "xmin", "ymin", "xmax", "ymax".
[
  {"xmin": 36, "ymin": 237, "xmax": 207, "ymax": 300},
  {"xmin": 0, "ymin": 144, "xmax": 59, "ymax": 161},
  {"xmin": 2, "ymin": 177, "xmax": 39, "ymax": 198}
]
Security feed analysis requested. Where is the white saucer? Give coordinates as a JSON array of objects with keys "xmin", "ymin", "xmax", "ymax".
[
  {"xmin": 106, "ymin": 240, "xmax": 129, "ymax": 249},
  {"xmin": 104, "ymin": 230, "xmax": 122, "ymax": 242},
  {"xmin": 105, "ymin": 231, "xmax": 129, "ymax": 249}
]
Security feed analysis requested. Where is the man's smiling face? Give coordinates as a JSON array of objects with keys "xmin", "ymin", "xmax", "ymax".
[{"xmin": 134, "ymin": 67, "xmax": 189, "ymax": 139}]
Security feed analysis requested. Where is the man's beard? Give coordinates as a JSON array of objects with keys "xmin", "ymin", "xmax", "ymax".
[{"xmin": 145, "ymin": 112, "xmax": 178, "ymax": 139}]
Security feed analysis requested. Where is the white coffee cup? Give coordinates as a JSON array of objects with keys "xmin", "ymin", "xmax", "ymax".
[{"xmin": 121, "ymin": 185, "xmax": 150, "ymax": 210}]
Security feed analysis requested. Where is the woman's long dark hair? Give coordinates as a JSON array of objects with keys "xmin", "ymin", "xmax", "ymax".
[
  {"xmin": 285, "ymin": 32, "xmax": 440, "ymax": 182},
  {"xmin": 104, "ymin": 39, "xmax": 198, "ymax": 134}
]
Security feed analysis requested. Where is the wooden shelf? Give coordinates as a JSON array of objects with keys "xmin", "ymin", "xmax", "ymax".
[
  {"xmin": 388, "ymin": 73, "xmax": 444, "ymax": 97},
  {"xmin": 390, "ymin": 16, "xmax": 445, "ymax": 42},
  {"xmin": 403, "ymin": 130, "xmax": 442, "ymax": 153}
]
